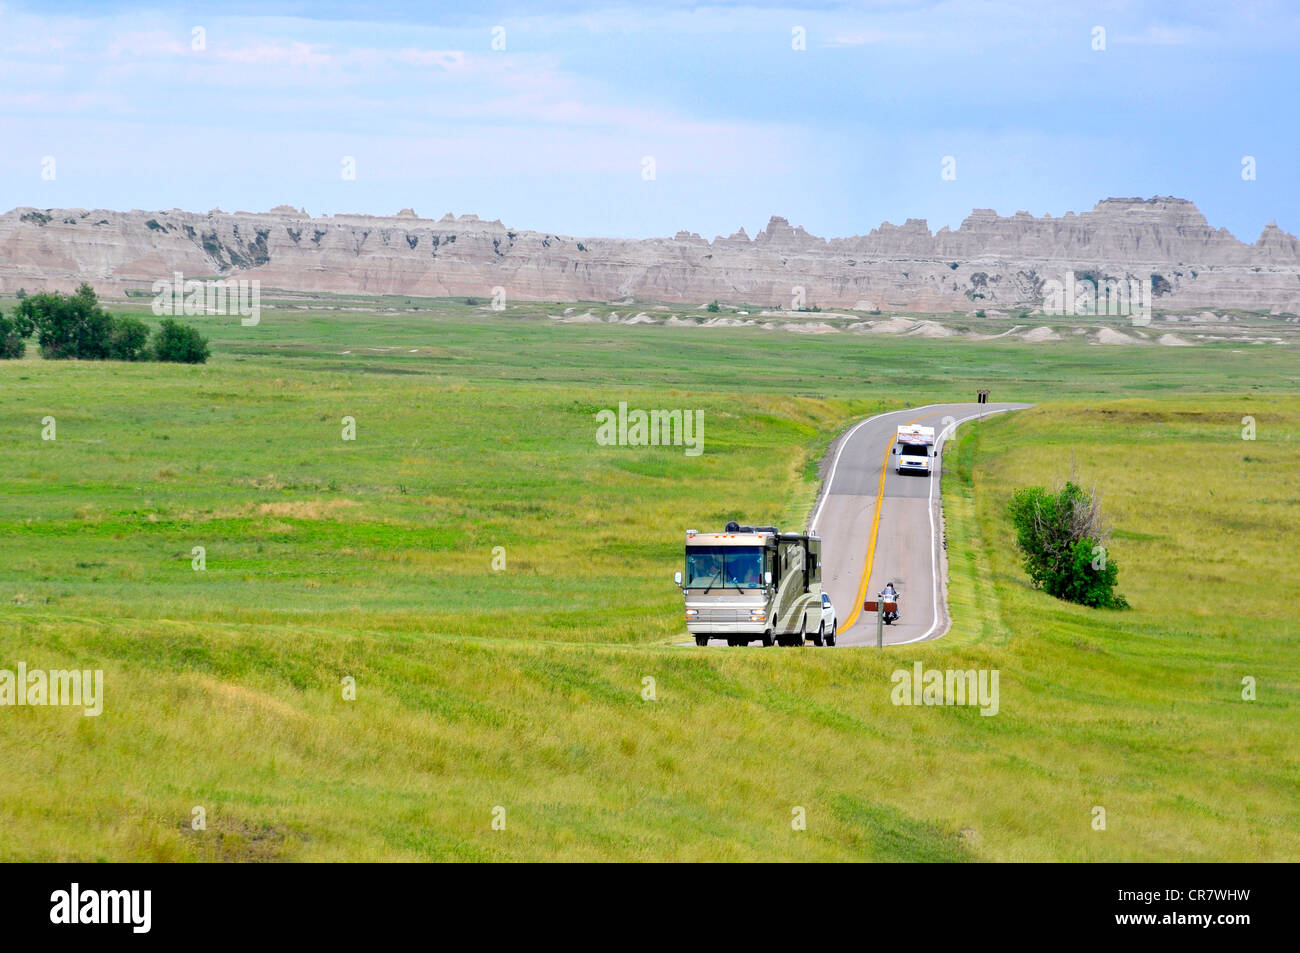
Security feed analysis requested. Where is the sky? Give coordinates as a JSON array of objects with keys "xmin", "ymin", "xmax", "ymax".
[{"xmin": 2, "ymin": 1, "xmax": 1298, "ymax": 242}]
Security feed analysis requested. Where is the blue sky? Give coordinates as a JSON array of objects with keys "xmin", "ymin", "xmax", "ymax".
[{"xmin": 2, "ymin": 1, "xmax": 1297, "ymax": 241}]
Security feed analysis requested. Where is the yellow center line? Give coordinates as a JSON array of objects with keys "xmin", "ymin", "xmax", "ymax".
[{"xmin": 836, "ymin": 410, "xmax": 940, "ymax": 634}]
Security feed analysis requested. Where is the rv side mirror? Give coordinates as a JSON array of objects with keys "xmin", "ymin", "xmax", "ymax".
[
  {"xmin": 764, "ymin": 571, "xmax": 773, "ymax": 586},
  {"xmin": 674, "ymin": 571, "xmax": 682, "ymax": 586},
  {"xmin": 891, "ymin": 447, "xmax": 897, "ymax": 454}
]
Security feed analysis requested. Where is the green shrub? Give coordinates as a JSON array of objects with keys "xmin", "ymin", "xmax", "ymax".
[
  {"xmin": 152, "ymin": 319, "xmax": 210, "ymax": 364},
  {"xmin": 0, "ymin": 311, "xmax": 29, "ymax": 358},
  {"xmin": 706, "ymin": 300, "xmax": 720, "ymax": 313},
  {"xmin": 1007, "ymin": 480, "xmax": 1128, "ymax": 608},
  {"xmin": 108, "ymin": 315, "xmax": 151, "ymax": 361},
  {"xmin": 15, "ymin": 283, "xmax": 114, "ymax": 360}
]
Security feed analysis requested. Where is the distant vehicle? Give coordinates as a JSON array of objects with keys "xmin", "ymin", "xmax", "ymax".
[
  {"xmin": 819, "ymin": 592, "xmax": 838, "ymax": 646},
  {"xmin": 892, "ymin": 425, "xmax": 936, "ymax": 475},
  {"xmin": 675, "ymin": 522, "xmax": 829, "ymax": 647}
]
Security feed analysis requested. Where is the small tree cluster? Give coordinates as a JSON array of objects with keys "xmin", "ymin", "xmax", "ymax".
[
  {"xmin": 1007, "ymin": 480, "xmax": 1129, "ymax": 609},
  {"xmin": 2, "ymin": 284, "xmax": 208, "ymax": 363}
]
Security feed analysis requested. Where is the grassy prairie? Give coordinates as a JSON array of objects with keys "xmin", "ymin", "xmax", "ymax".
[
  {"xmin": 940, "ymin": 399, "xmax": 1299, "ymax": 859},
  {"xmin": 0, "ymin": 302, "xmax": 1296, "ymax": 860}
]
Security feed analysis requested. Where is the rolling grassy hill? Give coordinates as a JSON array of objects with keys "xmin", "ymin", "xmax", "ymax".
[{"xmin": 1, "ymin": 300, "xmax": 1296, "ymax": 860}]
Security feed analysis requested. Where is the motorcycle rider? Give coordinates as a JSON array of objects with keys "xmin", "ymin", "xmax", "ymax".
[{"xmin": 882, "ymin": 582, "xmax": 899, "ymax": 624}]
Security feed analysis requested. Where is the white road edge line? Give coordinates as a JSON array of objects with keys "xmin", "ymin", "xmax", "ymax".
[
  {"xmin": 894, "ymin": 407, "xmax": 1015, "ymax": 646},
  {"xmin": 809, "ymin": 402, "xmax": 948, "ymax": 535}
]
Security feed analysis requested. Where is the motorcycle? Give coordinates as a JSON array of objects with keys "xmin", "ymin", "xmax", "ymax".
[{"xmin": 882, "ymin": 590, "xmax": 900, "ymax": 625}]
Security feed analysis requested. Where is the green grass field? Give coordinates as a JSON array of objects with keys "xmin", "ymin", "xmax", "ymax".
[{"xmin": 1, "ymin": 299, "xmax": 1296, "ymax": 860}]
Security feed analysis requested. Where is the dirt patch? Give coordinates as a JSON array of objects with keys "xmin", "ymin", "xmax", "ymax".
[
  {"xmin": 1096, "ymin": 328, "xmax": 1143, "ymax": 345},
  {"xmin": 179, "ymin": 817, "xmax": 292, "ymax": 862},
  {"xmin": 1021, "ymin": 326, "xmax": 1060, "ymax": 342},
  {"xmin": 254, "ymin": 500, "xmax": 361, "ymax": 520},
  {"xmin": 194, "ymin": 675, "xmax": 304, "ymax": 721},
  {"xmin": 782, "ymin": 321, "xmax": 839, "ymax": 334}
]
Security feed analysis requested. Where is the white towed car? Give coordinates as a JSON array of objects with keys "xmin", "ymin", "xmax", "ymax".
[{"xmin": 819, "ymin": 591, "xmax": 838, "ymax": 647}]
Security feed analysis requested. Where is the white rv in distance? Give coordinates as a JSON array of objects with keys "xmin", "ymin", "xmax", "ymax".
[
  {"xmin": 892, "ymin": 425, "xmax": 936, "ymax": 475},
  {"xmin": 674, "ymin": 522, "xmax": 832, "ymax": 647}
]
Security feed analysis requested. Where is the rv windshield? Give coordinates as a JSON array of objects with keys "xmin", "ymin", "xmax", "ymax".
[
  {"xmin": 897, "ymin": 442, "xmax": 930, "ymax": 456},
  {"xmin": 684, "ymin": 546, "xmax": 765, "ymax": 589}
]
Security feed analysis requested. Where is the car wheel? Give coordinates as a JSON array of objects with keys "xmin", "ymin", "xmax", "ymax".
[
  {"xmin": 827, "ymin": 621, "xmax": 837, "ymax": 646},
  {"xmin": 812, "ymin": 622, "xmax": 824, "ymax": 647}
]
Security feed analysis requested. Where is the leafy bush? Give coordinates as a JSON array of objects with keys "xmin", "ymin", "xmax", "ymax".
[
  {"xmin": 15, "ymin": 283, "xmax": 115, "ymax": 359},
  {"xmin": 706, "ymin": 300, "xmax": 720, "ymax": 313},
  {"xmin": 1007, "ymin": 480, "xmax": 1129, "ymax": 608},
  {"xmin": 0, "ymin": 310, "xmax": 30, "ymax": 358},
  {"xmin": 152, "ymin": 319, "xmax": 210, "ymax": 364},
  {"xmin": 6, "ymin": 285, "xmax": 207, "ymax": 364},
  {"xmin": 108, "ymin": 315, "xmax": 151, "ymax": 361}
]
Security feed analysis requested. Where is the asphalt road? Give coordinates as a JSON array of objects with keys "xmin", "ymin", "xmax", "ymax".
[{"xmin": 810, "ymin": 402, "xmax": 1030, "ymax": 646}]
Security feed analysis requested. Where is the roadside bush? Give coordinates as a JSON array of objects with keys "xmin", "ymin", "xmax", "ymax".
[
  {"xmin": 0, "ymin": 310, "xmax": 30, "ymax": 358},
  {"xmin": 706, "ymin": 300, "xmax": 720, "ymax": 313},
  {"xmin": 152, "ymin": 319, "xmax": 210, "ymax": 364},
  {"xmin": 108, "ymin": 315, "xmax": 151, "ymax": 361},
  {"xmin": 1007, "ymin": 480, "xmax": 1129, "ymax": 608}
]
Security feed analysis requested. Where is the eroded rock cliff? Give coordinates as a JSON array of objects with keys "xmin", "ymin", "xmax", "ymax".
[{"xmin": 2, "ymin": 197, "xmax": 1296, "ymax": 311}]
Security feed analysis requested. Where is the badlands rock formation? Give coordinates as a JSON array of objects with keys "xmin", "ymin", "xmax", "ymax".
[{"xmin": 1, "ymin": 197, "xmax": 1297, "ymax": 312}]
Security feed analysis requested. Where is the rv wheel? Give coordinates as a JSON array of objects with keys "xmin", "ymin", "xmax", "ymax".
[
  {"xmin": 694, "ymin": 635, "xmax": 709, "ymax": 647},
  {"xmin": 789, "ymin": 621, "xmax": 806, "ymax": 647},
  {"xmin": 761, "ymin": 631, "xmax": 774, "ymax": 647}
]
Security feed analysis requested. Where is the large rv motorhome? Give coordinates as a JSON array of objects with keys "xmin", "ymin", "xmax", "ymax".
[
  {"xmin": 674, "ymin": 521, "xmax": 832, "ymax": 647},
  {"xmin": 892, "ymin": 425, "xmax": 936, "ymax": 475}
]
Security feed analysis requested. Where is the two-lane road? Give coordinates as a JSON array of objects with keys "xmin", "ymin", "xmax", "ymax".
[{"xmin": 811, "ymin": 402, "xmax": 1029, "ymax": 646}]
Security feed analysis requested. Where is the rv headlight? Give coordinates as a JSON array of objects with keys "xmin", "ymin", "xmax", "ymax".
[
  {"xmin": 685, "ymin": 609, "xmax": 698, "ymax": 620},
  {"xmin": 749, "ymin": 610, "xmax": 766, "ymax": 621}
]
